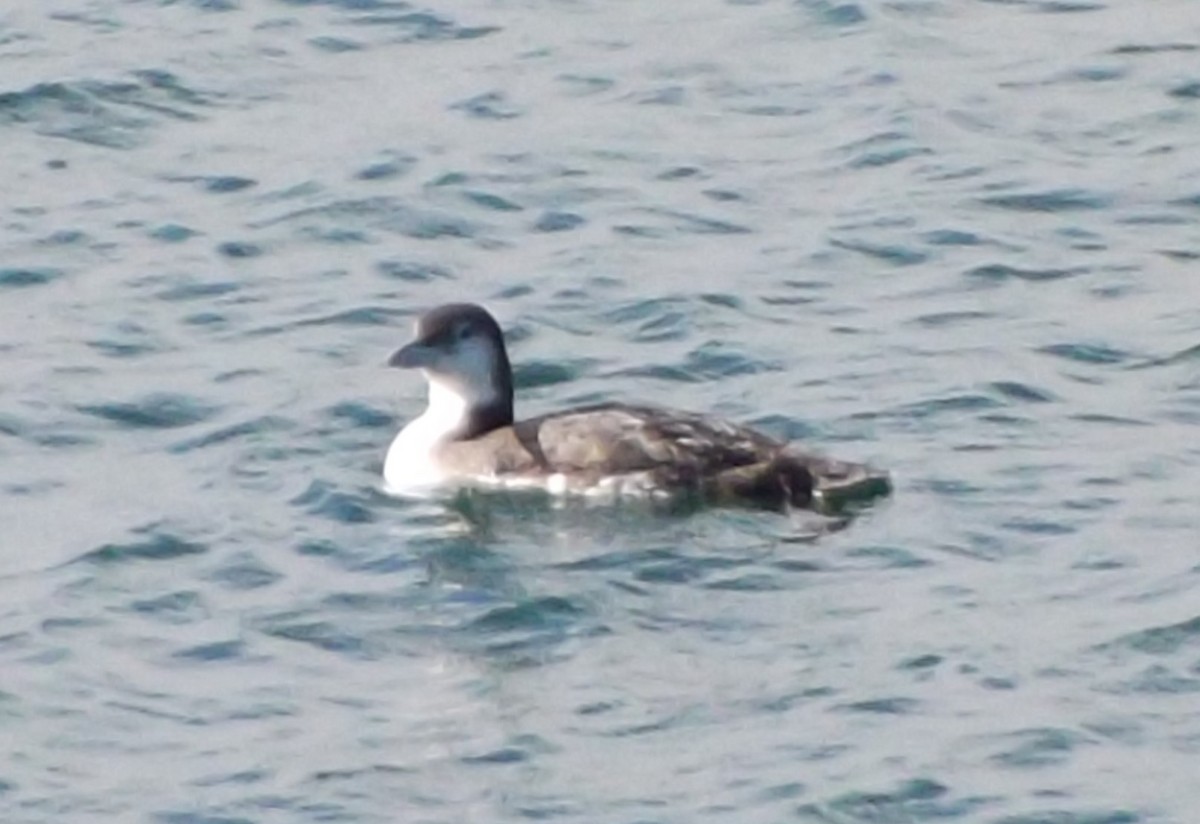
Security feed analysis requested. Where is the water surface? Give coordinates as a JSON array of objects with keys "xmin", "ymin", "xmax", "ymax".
[{"xmin": 2, "ymin": 1, "xmax": 1200, "ymax": 822}]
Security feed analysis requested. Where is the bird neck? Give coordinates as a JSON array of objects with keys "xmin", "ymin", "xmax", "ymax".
[{"xmin": 424, "ymin": 373, "xmax": 513, "ymax": 441}]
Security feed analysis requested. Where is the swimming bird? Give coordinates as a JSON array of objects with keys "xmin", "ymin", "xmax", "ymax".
[{"xmin": 384, "ymin": 303, "xmax": 890, "ymax": 512}]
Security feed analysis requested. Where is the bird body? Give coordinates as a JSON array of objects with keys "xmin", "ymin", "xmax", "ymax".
[{"xmin": 384, "ymin": 303, "xmax": 889, "ymax": 511}]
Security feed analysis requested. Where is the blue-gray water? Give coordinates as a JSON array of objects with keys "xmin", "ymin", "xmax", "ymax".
[{"xmin": 2, "ymin": 1, "xmax": 1199, "ymax": 822}]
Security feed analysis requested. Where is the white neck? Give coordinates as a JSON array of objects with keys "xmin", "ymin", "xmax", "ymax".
[
  {"xmin": 383, "ymin": 374, "xmax": 498, "ymax": 491},
  {"xmin": 421, "ymin": 376, "xmax": 474, "ymax": 441}
]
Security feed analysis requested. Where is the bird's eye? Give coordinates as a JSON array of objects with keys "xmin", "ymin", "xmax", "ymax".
[{"xmin": 456, "ymin": 324, "xmax": 472, "ymax": 342}]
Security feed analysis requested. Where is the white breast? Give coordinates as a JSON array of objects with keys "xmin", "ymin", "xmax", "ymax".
[
  {"xmin": 384, "ymin": 379, "xmax": 472, "ymax": 493},
  {"xmin": 383, "ymin": 421, "xmax": 445, "ymax": 493}
]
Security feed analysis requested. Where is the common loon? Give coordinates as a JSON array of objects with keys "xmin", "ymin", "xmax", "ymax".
[{"xmin": 383, "ymin": 303, "xmax": 890, "ymax": 511}]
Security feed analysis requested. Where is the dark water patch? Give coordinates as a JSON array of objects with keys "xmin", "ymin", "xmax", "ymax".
[
  {"xmin": 634, "ymin": 552, "xmax": 749, "ymax": 585},
  {"xmin": 1111, "ymin": 43, "xmax": 1198, "ymax": 55},
  {"xmin": 979, "ymin": 676, "xmax": 1018, "ymax": 690},
  {"xmin": 534, "ymin": 211, "xmax": 585, "ymax": 232},
  {"xmin": 1038, "ymin": 342, "xmax": 1132, "ymax": 365},
  {"xmin": 683, "ymin": 342, "xmax": 780, "ymax": 380},
  {"xmin": 322, "ymin": 589, "xmax": 423, "ymax": 612},
  {"xmin": 346, "ymin": 10, "xmax": 499, "ymax": 42},
  {"xmin": 376, "ymin": 258, "xmax": 452, "ymax": 281},
  {"xmin": 797, "ymin": 778, "xmax": 987, "ymax": 822},
  {"xmin": 39, "ymin": 614, "xmax": 105, "ymax": 639},
  {"xmin": 1058, "ymin": 65, "xmax": 1127, "ymax": 83},
  {"xmin": 207, "ymin": 555, "xmax": 282, "ymax": 590},
  {"xmin": 758, "ymin": 781, "xmax": 808, "ymax": 802},
  {"xmin": 87, "ymin": 321, "xmax": 170, "ymax": 357},
  {"xmin": 994, "ymin": 812, "xmax": 1139, "ymax": 824},
  {"xmin": 598, "ymin": 706, "xmax": 699, "ymax": 738},
  {"xmin": 1128, "ymin": 341, "xmax": 1200, "ymax": 369},
  {"xmin": 251, "ymin": 304, "xmax": 405, "ymax": 335},
  {"xmin": 216, "ymin": 240, "xmax": 263, "ymax": 259},
  {"xmin": 309, "ymin": 763, "xmax": 412, "ymax": 784},
  {"xmin": 1102, "ymin": 615, "xmax": 1200, "ymax": 655},
  {"xmin": 154, "ymin": 814, "xmax": 255, "ymax": 824},
  {"xmin": 600, "ymin": 296, "xmax": 687, "ymax": 328},
  {"xmin": 846, "ymin": 545, "xmax": 930, "ymax": 569},
  {"xmin": 78, "ymin": 533, "xmax": 208, "ymax": 565},
  {"xmin": 462, "ymin": 190, "xmax": 523, "ymax": 212},
  {"xmin": 468, "ymin": 596, "xmax": 585, "ymax": 634},
  {"xmin": 838, "ymin": 131, "xmax": 930, "ymax": 169},
  {"xmin": 164, "ymin": 174, "xmax": 256, "ymax": 194},
  {"xmin": 704, "ymin": 188, "xmax": 744, "ymax": 202},
  {"xmin": 639, "ymin": 207, "xmax": 751, "ymax": 236},
  {"xmin": 1116, "ymin": 665, "xmax": 1200, "ymax": 695},
  {"xmin": 184, "ymin": 311, "xmax": 229, "ymax": 327},
  {"xmin": 853, "ymin": 393, "xmax": 1002, "ymax": 423},
  {"xmin": 734, "ymin": 101, "xmax": 814, "ymax": 117},
  {"xmin": 657, "ymin": 165, "xmax": 704, "ymax": 181},
  {"xmin": 990, "ymin": 381, "xmax": 1057, "ymax": 404},
  {"xmin": 0, "ymin": 267, "xmax": 63, "ymax": 288},
  {"xmin": 453, "ymin": 91, "xmax": 521, "ymax": 120},
  {"xmin": 154, "ymin": 280, "xmax": 240, "ymax": 301},
  {"xmin": 830, "ymin": 238, "xmax": 927, "ymax": 266},
  {"xmin": 1037, "ymin": 0, "xmax": 1107, "ymax": 11},
  {"xmin": 169, "ymin": 415, "xmax": 293, "ymax": 453},
  {"xmin": 1168, "ymin": 81, "xmax": 1200, "ymax": 100},
  {"xmin": 3, "ymin": 479, "xmax": 66, "ymax": 497},
  {"xmin": 149, "ymin": 223, "xmax": 201, "ymax": 242},
  {"xmin": 801, "ymin": 0, "xmax": 869, "ymax": 27},
  {"xmin": 0, "ymin": 415, "xmax": 96, "ymax": 449},
  {"xmin": 309, "ymin": 35, "xmax": 365, "ymax": 52},
  {"xmin": 980, "ymin": 188, "xmax": 1111, "ymax": 212},
  {"xmin": 704, "ymin": 573, "xmax": 784, "ymax": 592},
  {"xmin": 967, "ymin": 263, "xmax": 1083, "ymax": 283},
  {"xmin": 419, "ymin": 536, "xmax": 516, "ymax": 592},
  {"xmin": 748, "ymin": 413, "xmax": 818, "ymax": 442},
  {"xmin": 557, "ymin": 73, "xmax": 615, "ymax": 96},
  {"xmin": 1153, "ymin": 192, "xmax": 1200, "ymax": 212},
  {"xmin": 898, "ymin": 653, "xmax": 943, "ymax": 671},
  {"xmin": 257, "ymin": 614, "xmax": 372, "ymax": 657},
  {"xmin": 922, "ymin": 229, "xmax": 984, "ymax": 246},
  {"xmin": 173, "ymin": 640, "xmax": 245, "ymax": 662},
  {"xmin": 1060, "ymin": 495, "xmax": 1119, "ymax": 512},
  {"xmin": 78, "ymin": 393, "xmax": 219, "ymax": 430},
  {"xmin": 1159, "ymin": 248, "xmax": 1200, "ymax": 262},
  {"xmin": 989, "ymin": 727, "xmax": 1094, "ymax": 768},
  {"xmin": 834, "ymin": 696, "xmax": 920, "ymax": 714},
  {"xmin": 909, "ymin": 309, "xmax": 996, "ymax": 328},
  {"xmin": 304, "ymin": 227, "xmax": 373, "ymax": 245},
  {"xmin": 0, "ymin": 72, "xmax": 211, "ymax": 148},
  {"xmin": 612, "ymin": 223, "xmax": 665, "ymax": 238},
  {"xmin": 277, "ymin": 0, "xmax": 408, "ymax": 8},
  {"xmin": 36, "ymin": 229, "xmax": 89, "ymax": 246},
  {"xmin": 700, "ymin": 292, "xmax": 742, "ymax": 310},
  {"xmin": 354, "ymin": 152, "xmax": 415, "ymax": 181},
  {"xmin": 129, "ymin": 590, "xmax": 205, "ymax": 622},
  {"xmin": 513, "ymin": 360, "xmax": 589, "ymax": 389},
  {"xmin": 553, "ymin": 547, "xmax": 679, "ymax": 572},
  {"xmin": 260, "ymin": 197, "xmax": 479, "ymax": 241},
  {"xmin": 460, "ymin": 735, "xmax": 555, "ymax": 766},
  {"xmin": 325, "ymin": 401, "xmax": 394, "ymax": 429},
  {"xmin": 291, "ymin": 481, "xmax": 376, "ymax": 524},
  {"xmin": 1069, "ymin": 413, "xmax": 1148, "ymax": 427},
  {"xmin": 634, "ymin": 309, "xmax": 689, "ymax": 343}
]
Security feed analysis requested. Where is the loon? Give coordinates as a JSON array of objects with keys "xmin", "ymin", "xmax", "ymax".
[{"xmin": 383, "ymin": 303, "xmax": 890, "ymax": 512}]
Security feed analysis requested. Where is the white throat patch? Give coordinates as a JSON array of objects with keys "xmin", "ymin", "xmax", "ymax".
[{"xmin": 383, "ymin": 338, "xmax": 506, "ymax": 492}]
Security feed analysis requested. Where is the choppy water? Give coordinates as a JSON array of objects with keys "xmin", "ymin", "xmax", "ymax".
[{"xmin": 3, "ymin": 1, "xmax": 1200, "ymax": 821}]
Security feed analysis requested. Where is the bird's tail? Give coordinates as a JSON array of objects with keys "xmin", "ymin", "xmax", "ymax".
[
  {"xmin": 780, "ymin": 447, "xmax": 892, "ymax": 513},
  {"xmin": 706, "ymin": 447, "xmax": 891, "ymax": 513}
]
